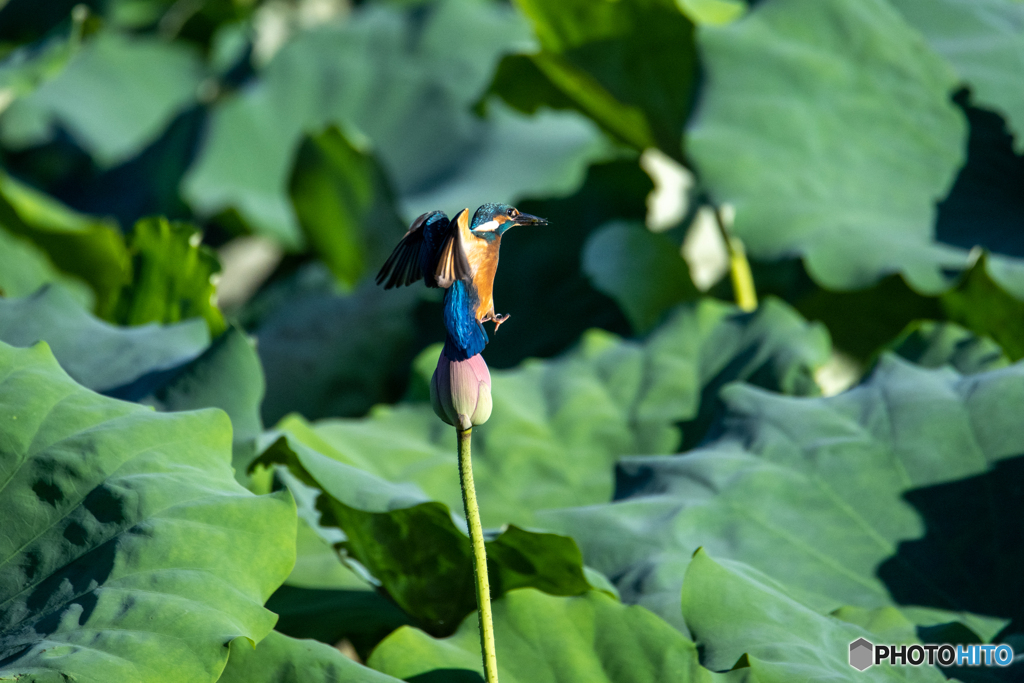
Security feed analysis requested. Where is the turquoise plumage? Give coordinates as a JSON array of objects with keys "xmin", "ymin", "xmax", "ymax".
[{"xmin": 376, "ymin": 203, "xmax": 547, "ymax": 358}]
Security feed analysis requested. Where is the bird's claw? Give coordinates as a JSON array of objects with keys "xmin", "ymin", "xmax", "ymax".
[{"xmin": 492, "ymin": 313, "xmax": 510, "ymax": 332}]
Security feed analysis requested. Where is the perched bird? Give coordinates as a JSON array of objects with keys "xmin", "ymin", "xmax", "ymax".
[{"xmin": 376, "ymin": 203, "xmax": 547, "ymax": 358}]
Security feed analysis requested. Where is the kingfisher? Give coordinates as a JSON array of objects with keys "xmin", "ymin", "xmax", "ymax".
[{"xmin": 376, "ymin": 203, "xmax": 547, "ymax": 359}]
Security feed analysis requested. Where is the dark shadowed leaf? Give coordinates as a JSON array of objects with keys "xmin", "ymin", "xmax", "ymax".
[
  {"xmin": 583, "ymin": 221, "xmax": 699, "ymax": 333},
  {"xmin": 688, "ymin": 0, "xmax": 969, "ymax": 294},
  {"xmin": 252, "ymin": 435, "xmax": 596, "ymax": 636},
  {"xmin": 884, "ymin": 320, "xmax": 1008, "ymax": 374},
  {"xmin": 369, "ymin": 588, "xmax": 712, "ymax": 683},
  {"xmin": 0, "ymin": 340, "xmax": 296, "ymax": 683},
  {"xmin": 940, "ymin": 254, "xmax": 1024, "ymax": 361},
  {"xmin": 543, "ymin": 356, "xmax": 1024, "ymax": 633},
  {"xmin": 0, "ymin": 171, "xmax": 129, "ymax": 317},
  {"xmin": 0, "ymin": 285, "xmax": 209, "ymax": 392}
]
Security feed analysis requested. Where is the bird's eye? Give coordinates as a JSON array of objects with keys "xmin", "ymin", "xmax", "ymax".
[{"xmin": 507, "ymin": 208, "xmax": 518, "ymax": 217}]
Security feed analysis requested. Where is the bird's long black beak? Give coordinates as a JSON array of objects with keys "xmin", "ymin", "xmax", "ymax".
[{"xmin": 512, "ymin": 212, "xmax": 548, "ymax": 226}]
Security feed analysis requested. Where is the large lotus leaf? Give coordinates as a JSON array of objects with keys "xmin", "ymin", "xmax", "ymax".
[
  {"xmin": 370, "ymin": 588, "xmax": 713, "ymax": 683},
  {"xmin": 507, "ymin": 0, "xmax": 697, "ymax": 159},
  {"xmin": 253, "ymin": 435, "xmax": 596, "ymax": 636},
  {"xmin": 542, "ymin": 356, "xmax": 1024, "ymax": 632},
  {"xmin": 582, "ymin": 221, "xmax": 699, "ymax": 333},
  {"xmin": 275, "ymin": 297, "xmax": 828, "ymax": 529},
  {"xmin": 688, "ymin": 0, "xmax": 969, "ymax": 294},
  {"xmin": 884, "ymin": 320, "xmax": 1008, "ymax": 375},
  {"xmin": 0, "ymin": 285, "xmax": 209, "ymax": 393},
  {"xmin": 0, "ymin": 340, "xmax": 297, "ymax": 682},
  {"xmin": 105, "ymin": 327, "xmax": 265, "ymax": 477},
  {"xmin": 289, "ymin": 126, "xmax": 407, "ymax": 290},
  {"xmin": 681, "ymin": 551, "xmax": 945, "ymax": 682},
  {"xmin": 218, "ymin": 631, "xmax": 402, "ymax": 683},
  {"xmin": 400, "ymin": 99, "xmax": 617, "ymax": 220},
  {"xmin": 889, "ymin": 0, "xmax": 1024, "ymax": 153},
  {"xmin": 0, "ymin": 171, "xmax": 130, "ymax": 318},
  {"xmin": 19, "ymin": 31, "xmax": 204, "ymax": 166},
  {"xmin": 183, "ymin": 0, "xmax": 553, "ymax": 245},
  {"xmin": 111, "ymin": 216, "xmax": 226, "ymax": 335}
]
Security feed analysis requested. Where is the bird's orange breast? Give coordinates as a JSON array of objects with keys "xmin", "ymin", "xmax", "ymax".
[{"xmin": 463, "ymin": 236, "xmax": 501, "ymax": 321}]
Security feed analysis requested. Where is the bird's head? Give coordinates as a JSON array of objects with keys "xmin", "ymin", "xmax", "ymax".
[{"xmin": 470, "ymin": 203, "xmax": 547, "ymax": 240}]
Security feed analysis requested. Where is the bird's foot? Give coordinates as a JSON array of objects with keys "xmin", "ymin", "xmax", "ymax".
[{"xmin": 492, "ymin": 313, "xmax": 510, "ymax": 332}]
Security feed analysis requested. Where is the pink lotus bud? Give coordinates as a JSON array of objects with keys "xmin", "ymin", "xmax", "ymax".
[{"xmin": 430, "ymin": 348, "xmax": 492, "ymax": 431}]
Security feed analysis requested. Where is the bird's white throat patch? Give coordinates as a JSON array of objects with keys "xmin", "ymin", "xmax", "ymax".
[{"xmin": 473, "ymin": 220, "xmax": 500, "ymax": 233}]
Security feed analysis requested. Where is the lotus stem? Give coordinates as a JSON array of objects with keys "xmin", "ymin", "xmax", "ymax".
[
  {"xmin": 714, "ymin": 205, "xmax": 758, "ymax": 312},
  {"xmin": 457, "ymin": 427, "xmax": 499, "ymax": 683}
]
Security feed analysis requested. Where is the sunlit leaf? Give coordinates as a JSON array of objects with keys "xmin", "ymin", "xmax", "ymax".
[
  {"xmin": 369, "ymin": 588, "xmax": 713, "ymax": 683},
  {"xmin": 21, "ymin": 31, "xmax": 204, "ymax": 166},
  {"xmin": 543, "ymin": 356, "xmax": 1024, "ymax": 632},
  {"xmin": 0, "ymin": 285, "xmax": 208, "ymax": 393},
  {"xmin": 681, "ymin": 550, "xmax": 947, "ymax": 682},
  {"xmin": 112, "ymin": 216, "xmax": 226, "ymax": 335},
  {"xmin": 889, "ymin": 0, "xmax": 1024, "ymax": 153},
  {"xmin": 689, "ymin": 0, "xmax": 969, "ymax": 293},
  {"xmin": 219, "ymin": 631, "xmax": 402, "ymax": 683},
  {"xmin": 0, "ymin": 340, "xmax": 296, "ymax": 682}
]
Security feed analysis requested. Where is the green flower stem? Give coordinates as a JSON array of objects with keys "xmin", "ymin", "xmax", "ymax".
[
  {"xmin": 457, "ymin": 427, "xmax": 499, "ymax": 683},
  {"xmin": 714, "ymin": 206, "xmax": 758, "ymax": 312}
]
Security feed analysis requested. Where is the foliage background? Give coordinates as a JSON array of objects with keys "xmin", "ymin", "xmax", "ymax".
[{"xmin": 1, "ymin": 0, "xmax": 1023, "ymax": 680}]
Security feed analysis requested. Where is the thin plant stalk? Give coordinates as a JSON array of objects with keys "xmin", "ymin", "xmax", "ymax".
[
  {"xmin": 713, "ymin": 206, "xmax": 758, "ymax": 312},
  {"xmin": 457, "ymin": 427, "xmax": 499, "ymax": 683}
]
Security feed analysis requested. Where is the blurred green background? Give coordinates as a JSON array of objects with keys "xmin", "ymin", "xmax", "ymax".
[{"xmin": 2, "ymin": 0, "xmax": 1024, "ymax": 680}]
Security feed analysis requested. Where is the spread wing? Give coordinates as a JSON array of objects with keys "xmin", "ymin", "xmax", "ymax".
[
  {"xmin": 376, "ymin": 211, "xmax": 449, "ymax": 289},
  {"xmin": 433, "ymin": 209, "xmax": 472, "ymax": 289}
]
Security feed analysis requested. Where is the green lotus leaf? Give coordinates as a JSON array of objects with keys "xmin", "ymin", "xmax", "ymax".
[
  {"xmin": 252, "ymin": 435, "xmax": 596, "ymax": 636},
  {"xmin": 681, "ymin": 550, "xmax": 947, "ymax": 682},
  {"xmin": 582, "ymin": 221, "xmax": 699, "ymax": 333},
  {"xmin": 289, "ymin": 126, "xmax": 406, "ymax": 290},
  {"xmin": 368, "ymin": 588, "xmax": 714, "ymax": 683},
  {"xmin": 275, "ymin": 296, "xmax": 828, "ymax": 529},
  {"xmin": 0, "ymin": 340, "xmax": 297, "ymax": 682},
  {"xmin": 183, "ymin": 0, "xmax": 606, "ymax": 245},
  {"xmin": 0, "ymin": 171, "xmax": 129, "ymax": 318},
  {"xmin": 0, "ymin": 285, "xmax": 209, "ymax": 393},
  {"xmin": 218, "ymin": 631, "xmax": 402, "ymax": 683},
  {"xmin": 543, "ymin": 356, "xmax": 1024, "ymax": 633},
  {"xmin": 0, "ymin": 224, "xmax": 93, "ymax": 306},
  {"xmin": 889, "ymin": 0, "xmax": 1024, "ymax": 153},
  {"xmin": 18, "ymin": 31, "xmax": 204, "ymax": 166},
  {"xmin": 503, "ymin": 0, "xmax": 697, "ymax": 158},
  {"xmin": 688, "ymin": 0, "xmax": 969, "ymax": 294}
]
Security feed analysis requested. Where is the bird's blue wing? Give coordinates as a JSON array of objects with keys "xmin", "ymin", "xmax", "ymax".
[{"xmin": 376, "ymin": 211, "xmax": 449, "ymax": 289}]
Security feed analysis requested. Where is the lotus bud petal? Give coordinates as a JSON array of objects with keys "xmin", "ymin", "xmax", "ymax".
[{"xmin": 430, "ymin": 349, "xmax": 492, "ymax": 430}]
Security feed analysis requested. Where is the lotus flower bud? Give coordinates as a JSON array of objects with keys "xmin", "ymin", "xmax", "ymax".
[{"xmin": 430, "ymin": 348, "xmax": 492, "ymax": 431}]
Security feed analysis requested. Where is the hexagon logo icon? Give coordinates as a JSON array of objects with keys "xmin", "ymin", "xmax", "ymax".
[{"xmin": 849, "ymin": 638, "xmax": 874, "ymax": 671}]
